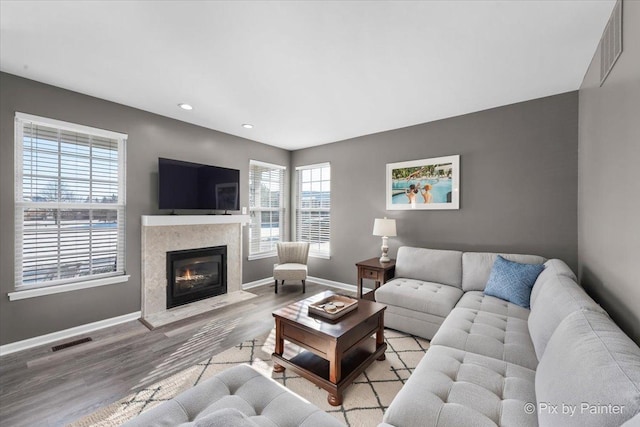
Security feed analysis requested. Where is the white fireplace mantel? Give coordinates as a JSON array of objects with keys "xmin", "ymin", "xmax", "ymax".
[{"xmin": 141, "ymin": 214, "xmax": 250, "ymax": 227}]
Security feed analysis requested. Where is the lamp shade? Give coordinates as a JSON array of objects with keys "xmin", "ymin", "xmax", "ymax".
[{"xmin": 373, "ymin": 218, "xmax": 397, "ymax": 237}]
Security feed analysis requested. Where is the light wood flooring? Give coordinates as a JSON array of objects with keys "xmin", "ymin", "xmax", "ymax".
[{"xmin": 0, "ymin": 282, "xmax": 347, "ymax": 426}]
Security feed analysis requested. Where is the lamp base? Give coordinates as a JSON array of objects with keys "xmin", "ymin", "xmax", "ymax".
[{"xmin": 379, "ymin": 236, "xmax": 390, "ymax": 263}]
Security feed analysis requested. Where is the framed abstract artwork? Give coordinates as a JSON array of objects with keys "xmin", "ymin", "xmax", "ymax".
[{"xmin": 386, "ymin": 155, "xmax": 460, "ymax": 210}]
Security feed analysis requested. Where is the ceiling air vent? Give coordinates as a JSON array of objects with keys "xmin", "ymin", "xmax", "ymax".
[{"xmin": 600, "ymin": 0, "xmax": 622, "ymax": 86}]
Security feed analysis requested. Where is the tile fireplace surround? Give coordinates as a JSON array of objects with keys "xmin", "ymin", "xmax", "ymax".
[{"xmin": 140, "ymin": 215, "xmax": 250, "ymax": 328}]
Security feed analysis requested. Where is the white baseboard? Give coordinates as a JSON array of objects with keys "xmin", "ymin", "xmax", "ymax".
[
  {"xmin": 242, "ymin": 277, "xmax": 274, "ymax": 290},
  {"xmin": 0, "ymin": 311, "xmax": 141, "ymax": 357},
  {"xmin": 307, "ymin": 276, "xmax": 358, "ymax": 293}
]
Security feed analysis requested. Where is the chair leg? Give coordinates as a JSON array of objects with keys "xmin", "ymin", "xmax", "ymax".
[
  {"xmin": 302, "ymin": 279, "xmax": 306, "ymax": 293},
  {"xmin": 275, "ymin": 280, "xmax": 278, "ymax": 294}
]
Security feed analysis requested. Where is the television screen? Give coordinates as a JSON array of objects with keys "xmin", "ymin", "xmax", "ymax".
[{"xmin": 158, "ymin": 158, "xmax": 240, "ymax": 211}]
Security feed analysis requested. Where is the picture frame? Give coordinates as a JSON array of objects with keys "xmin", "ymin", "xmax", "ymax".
[{"xmin": 386, "ymin": 155, "xmax": 460, "ymax": 210}]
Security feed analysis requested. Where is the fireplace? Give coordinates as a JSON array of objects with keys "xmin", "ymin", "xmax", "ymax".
[{"xmin": 166, "ymin": 246, "xmax": 227, "ymax": 309}]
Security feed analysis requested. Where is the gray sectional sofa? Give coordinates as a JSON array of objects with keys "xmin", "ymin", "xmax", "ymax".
[{"xmin": 376, "ymin": 247, "xmax": 640, "ymax": 427}]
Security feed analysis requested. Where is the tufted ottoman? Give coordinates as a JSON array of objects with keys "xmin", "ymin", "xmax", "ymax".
[{"xmin": 121, "ymin": 364, "xmax": 344, "ymax": 427}]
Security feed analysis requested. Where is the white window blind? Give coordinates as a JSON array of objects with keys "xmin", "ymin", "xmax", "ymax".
[
  {"xmin": 14, "ymin": 113, "xmax": 127, "ymax": 290},
  {"xmin": 295, "ymin": 163, "xmax": 330, "ymax": 258},
  {"xmin": 249, "ymin": 160, "xmax": 285, "ymax": 259}
]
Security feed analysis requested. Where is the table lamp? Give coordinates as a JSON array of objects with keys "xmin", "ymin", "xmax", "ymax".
[{"xmin": 373, "ymin": 217, "xmax": 397, "ymax": 263}]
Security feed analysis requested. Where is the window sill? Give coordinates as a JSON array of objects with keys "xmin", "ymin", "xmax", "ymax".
[
  {"xmin": 8, "ymin": 275, "xmax": 130, "ymax": 301},
  {"xmin": 248, "ymin": 252, "xmax": 277, "ymax": 261},
  {"xmin": 309, "ymin": 253, "xmax": 331, "ymax": 260}
]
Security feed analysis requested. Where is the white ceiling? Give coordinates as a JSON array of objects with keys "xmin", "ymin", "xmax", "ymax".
[{"xmin": 1, "ymin": 1, "xmax": 615, "ymax": 150}]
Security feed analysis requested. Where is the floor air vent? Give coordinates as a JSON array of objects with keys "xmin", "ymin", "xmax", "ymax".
[
  {"xmin": 600, "ymin": 0, "xmax": 622, "ymax": 86},
  {"xmin": 52, "ymin": 337, "xmax": 92, "ymax": 352}
]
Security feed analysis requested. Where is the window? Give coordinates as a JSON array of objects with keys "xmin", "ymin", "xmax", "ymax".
[
  {"xmin": 248, "ymin": 160, "xmax": 285, "ymax": 259},
  {"xmin": 14, "ymin": 113, "xmax": 127, "ymax": 291},
  {"xmin": 295, "ymin": 163, "xmax": 330, "ymax": 258}
]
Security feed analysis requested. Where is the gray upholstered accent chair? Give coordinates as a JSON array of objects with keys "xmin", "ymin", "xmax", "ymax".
[{"xmin": 274, "ymin": 242, "xmax": 310, "ymax": 294}]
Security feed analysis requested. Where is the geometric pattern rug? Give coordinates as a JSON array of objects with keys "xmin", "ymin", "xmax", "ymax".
[{"xmin": 69, "ymin": 328, "xmax": 430, "ymax": 427}]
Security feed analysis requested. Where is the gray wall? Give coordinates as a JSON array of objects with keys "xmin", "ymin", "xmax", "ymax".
[
  {"xmin": 578, "ymin": 1, "xmax": 640, "ymax": 344},
  {"xmin": 292, "ymin": 92, "xmax": 579, "ymax": 285},
  {"xmin": 0, "ymin": 73, "xmax": 289, "ymax": 345}
]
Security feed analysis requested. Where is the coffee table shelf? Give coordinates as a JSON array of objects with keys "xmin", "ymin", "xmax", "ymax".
[{"xmin": 273, "ymin": 337, "xmax": 386, "ymax": 402}]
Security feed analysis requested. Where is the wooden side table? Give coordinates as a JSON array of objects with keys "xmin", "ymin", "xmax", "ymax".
[{"xmin": 356, "ymin": 257, "xmax": 396, "ymax": 300}]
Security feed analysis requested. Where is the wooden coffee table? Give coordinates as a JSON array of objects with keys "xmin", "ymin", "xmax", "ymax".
[{"xmin": 272, "ymin": 290, "xmax": 387, "ymax": 406}]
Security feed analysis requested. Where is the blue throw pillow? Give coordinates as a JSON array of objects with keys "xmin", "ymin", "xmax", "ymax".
[{"xmin": 484, "ymin": 255, "xmax": 545, "ymax": 308}]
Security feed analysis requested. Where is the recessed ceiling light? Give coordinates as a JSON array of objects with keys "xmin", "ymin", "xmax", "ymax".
[
  {"xmin": 178, "ymin": 103, "xmax": 193, "ymax": 111},
  {"xmin": 242, "ymin": 123, "xmax": 254, "ymax": 129}
]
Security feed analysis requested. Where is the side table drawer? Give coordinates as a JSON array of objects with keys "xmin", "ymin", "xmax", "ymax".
[{"xmin": 361, "ymin": 268, "xmax": 380, "ymax": 280}]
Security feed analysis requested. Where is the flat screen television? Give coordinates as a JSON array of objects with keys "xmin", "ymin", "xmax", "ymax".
[{"xmin": 158, "ymin": 158, "xmax": 240, "ymax": 211}]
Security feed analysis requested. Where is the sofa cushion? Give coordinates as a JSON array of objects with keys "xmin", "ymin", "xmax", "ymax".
[
  {"xmin": 394, "ymin": 247, "xmax": 463, "ymax": 288},
  {"xmin": 430, "ymin": 308, "xmax": 538, "ymax": 370},
  {"xmin": 536, "ymin": 310, "xmax": 640, "ymax": 427},
  {"xmin": 376, "ymin": 278, "xmax": 463, "ymax": 318},
  {"xmin": 483, "ymin": 256, "xmax": 544, "ymax": 308},
  {"xmin": 382, "ymin": 345, "xmax": 537, "ymax": 427},
  {"xmin": 528, "ymin": 275, "xmax": 605, "ymax": 360},
  {"xmin": 455, "ymin": 291, "xmax": 530, "ymax": 320},
  {"xmin": 122, "ymin": 364, "xmax": 344, "ymax": 427},
  {"xmin": 462, "ymin": 252, "xmax": 546, "ymax": 292},
  {"xmin": 530, "ymin": 258, "xmax": 577, "ymax": 308}
]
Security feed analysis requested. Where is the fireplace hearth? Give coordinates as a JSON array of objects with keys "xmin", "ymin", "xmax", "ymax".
[{"xmin": 166, "ymin": 246, "xmax": 227, "ymax": 309}]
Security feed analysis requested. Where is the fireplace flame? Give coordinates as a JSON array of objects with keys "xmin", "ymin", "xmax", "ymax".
[{"xmin": 175, "ymin": 267, "xmax": 208, "ymax": 285}]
